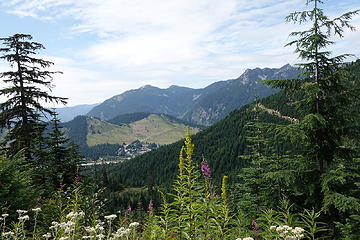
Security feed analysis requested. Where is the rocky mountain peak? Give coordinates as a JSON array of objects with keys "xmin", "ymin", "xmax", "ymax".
[
  {"xmin": 236, "ymin": 64, "xmax": 297, "ymax": 85},
  {"xmin": 139, "ymin": 84, "xmax": 155, "ymax": 89}
]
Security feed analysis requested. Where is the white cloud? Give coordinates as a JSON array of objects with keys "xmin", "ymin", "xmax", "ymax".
[
  {"xmin": 1, "ymin": 0, "xmax": 359, "ymax": 105},
  {"xmin": 69, "ymin": 0, "xmax": 307, "ymax": 84},
  {"xmin": 43, "ymin": 56, "xmax": 121, "ymax": 106}
]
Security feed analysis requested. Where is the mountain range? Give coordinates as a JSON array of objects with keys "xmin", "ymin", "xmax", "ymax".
[
  {"xmin": 104, "ymin": 60, "xmax": 360, "ymax": 186},
  {"xmin": 55, "ymin": 64, "xmax": 300, "ymax": 158},
  {"xmin": 84, "ymin": 64, "xmax": 299, "ymax": 126}
]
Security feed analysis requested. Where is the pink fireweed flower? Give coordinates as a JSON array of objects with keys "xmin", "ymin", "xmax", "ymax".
[
  {"xmin": 201, "ymin": 158, "xmax": 211, "ymax": 178},
  {"xmin": 251, "ymin": 220, "xmax": 259, "ymax": 231},
  {"xmin": 127, "ymin": 206, "xmax": 132, "ymax": 213},
  {"xmin": 147, "ymin": 201, "xmax": 153, "ymax": 212}
]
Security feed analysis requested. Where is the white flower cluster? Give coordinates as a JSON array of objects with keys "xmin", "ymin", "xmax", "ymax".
[
  {"xmin": 129, "ymin": 222, "xmax": 140, "ymax": 228},
  {"xmin": 270, "ymin": 225, "xmax": 305, "ymax": 239},
  {"xmin": 42, "ymin": 233, "xmax": 51, "ymax": 239},
  {"xmin": 49, "ymin": 218, "xmax": 79, "ymax": 235},
  {"xmin": 16, "ymin": 210, "xmax": 28, "ymax": 215},
  {"xmin": 104, "ymin": 214, "xmax": 117, "ymax": 221},
  {"xmin": 32, "ymin": 207, "xmax": 42, "ymax": 213},
  {"xmin": 235, "ymin": 237, "xmax": 254, "ymax": 240},
  {"xmin": 16, "ymin": 209, "xmax": 29, "ymax": 221},
  {"xmin": 2, "ymin": 210, "xmax": 141, "ymax": 240},
  {"xmin": 82, "ymin": 220, "xmax": 106, "ymax": 239},
  {"xmin": 47, "ymin": 211, "xmax": 86, "ymax": 236},
  {"xmin": 84, "ymin": 226, "xmax": 96, "ymax": 233},
  {"xmin": 18, "ymin": 215, "xmax": 30, "ymax": 221},
  {"xmin": 82, "ymin": 233, "xmax": 105, "ymax": 239},
  {"xmin": 110, "ymin": 227, "xmax": 131, "ymax": 239},
  {"xmin": 94, "ymin": 221, "xmax": 105, "ymax": 232},
  {"xmin": 61, "ymin": 221, "xmax": 76, "ymax": 233},
  {"xmin": 66, "ymin": 211, "xmax": 85, "ymax": 219},
  {"xmin": 82, "ymin": 236, "xmax": 94, "ymax": 239},
  {"xmin": 49, "ymin": 221, "xmax": 59, "ymax": 230},
  {"xmin": 0, "ymin": 213, "xmax": 8, "ymax": 222}
]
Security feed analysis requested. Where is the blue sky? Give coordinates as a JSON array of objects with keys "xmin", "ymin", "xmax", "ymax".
[{"xmin": 0, "ymin": 0, "xmax": 359, "ymax": 106}]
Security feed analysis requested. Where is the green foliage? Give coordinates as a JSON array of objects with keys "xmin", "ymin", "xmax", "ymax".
[
  {"xmin": 0, "ymin": 151, "xmax": 40, "ymax": 219},
  {"xmin": 0, "ymin": 183, "xmax": 145, "ymax": 239},
  {"xmin": 260, "ymin": 1, "xmax": 360, "ymax": 237},
  {"xmin": 300, "ymin": 209, "xmax": 329, "ymax": 239},
  {"xmin": 229, "ymin": 102, "xmax": 305, "ymax": 222},
  {"xmin": 145, "ymin": 129, "xmax": 243, "ymax": 240},
  {"xmin": 259, "ymin": 200, "xmax": 330, "ymax": 240},
  {"xmin": 30, "ymin": 113, "xmax": 83, "ymax": 193},
  {"xmin": 107, "ymin": 112, "xmax": 153, "ymax": 125},
  {"xmin": 336, "ymin": 214, "xmax": 360, "ymax": 240},
  {"xmin": 0, "ymin": 132, "xmax": 345, "ymax": 240},
  {"xmin": 47, "ymin": 112, "xmax": 81, "ymax": 189},
  {"xmin": 169, "ymin": 128, "xmax": 199, "ymax": 239},
  {"xmin": 0, "ymin": 33, "xmax": 82, "ymax": 203}
]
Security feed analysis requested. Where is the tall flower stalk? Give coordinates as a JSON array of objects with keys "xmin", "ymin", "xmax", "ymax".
[
  {"xmin": 172, "ymin": 127, "xmax": 197, "ymax": 239},
  {"xmin": 31, "ymin": 208, "xmax": 41, "ymax": 240}
]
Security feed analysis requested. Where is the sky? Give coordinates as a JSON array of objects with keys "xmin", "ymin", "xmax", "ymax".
[{"xmin": 0, "ymin": 0, "xmax": 359, "ymax": 107}]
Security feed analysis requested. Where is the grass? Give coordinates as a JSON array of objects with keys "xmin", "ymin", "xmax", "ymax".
[{"xmin": 86, "ymin": 114, "xmax": 199, "ymax": 146}]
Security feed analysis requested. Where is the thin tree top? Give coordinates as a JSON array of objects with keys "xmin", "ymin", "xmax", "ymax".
[{"xmin": 0, "ymin": 34, "xmax": 57, "ymax": 69}]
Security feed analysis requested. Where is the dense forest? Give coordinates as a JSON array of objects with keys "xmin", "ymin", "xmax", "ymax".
[
  {"xmin": 110, "ymin": 92, "xmax": 297, "ymax": 187},
  {"xmin": 1, "ymin": 1, "xmax": 360, "ymax": 239}
]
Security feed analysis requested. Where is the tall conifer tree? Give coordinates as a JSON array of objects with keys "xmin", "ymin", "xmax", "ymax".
[
  {"xmin": 47, "ymin": 112, "xmax": 80, "ymax": 188},
  {"xmin": 0, "ymin": 34, "xmax": 67, "ymax": 158},
  {"xmin": 265, "ymin": 0, "xmax": 360, "ymax": 236}
]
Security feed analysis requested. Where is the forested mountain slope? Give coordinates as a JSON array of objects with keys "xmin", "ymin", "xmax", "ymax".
[
  {"xmin": 112, "ymin": 91, "xmax": 297, "ymax": 186},
  {"xmin": 182, "ymin": 64, "xmax": 299, "ymax": 125},
  {"xmin": 112, "ymin": 60, "xmax": 360, "ymax": 187}
]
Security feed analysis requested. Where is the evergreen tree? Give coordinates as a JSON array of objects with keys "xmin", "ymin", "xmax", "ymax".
[
  {"xmin": 0, "ymin": 34, "xmax": 67, "ymax": 158},
  {"xmin": 237, "ymin": 104, "xmax": 302, "ymax": 219},
  {"xmin": 31, "ymin": 123, "xmax": 53, "ymax": 188},
  {"xmin": 47, "ymin": 112, "xmax": 81, "ymax": 189},
  {"xmin": 265, "ymin": 0, "xmax": 360, "ymax": 236},
  {"xmin": 0, "ymin": 150, "xmax": 40, "ymax": 216}
]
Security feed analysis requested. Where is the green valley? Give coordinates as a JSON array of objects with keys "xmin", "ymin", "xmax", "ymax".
[
  {"xmin": 62, "ymin": 112, "xmax": 199, "ymax": 159},
  {"xmin": 86, "ymin": 113, "xmax": 199, "ymax": 146}
]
